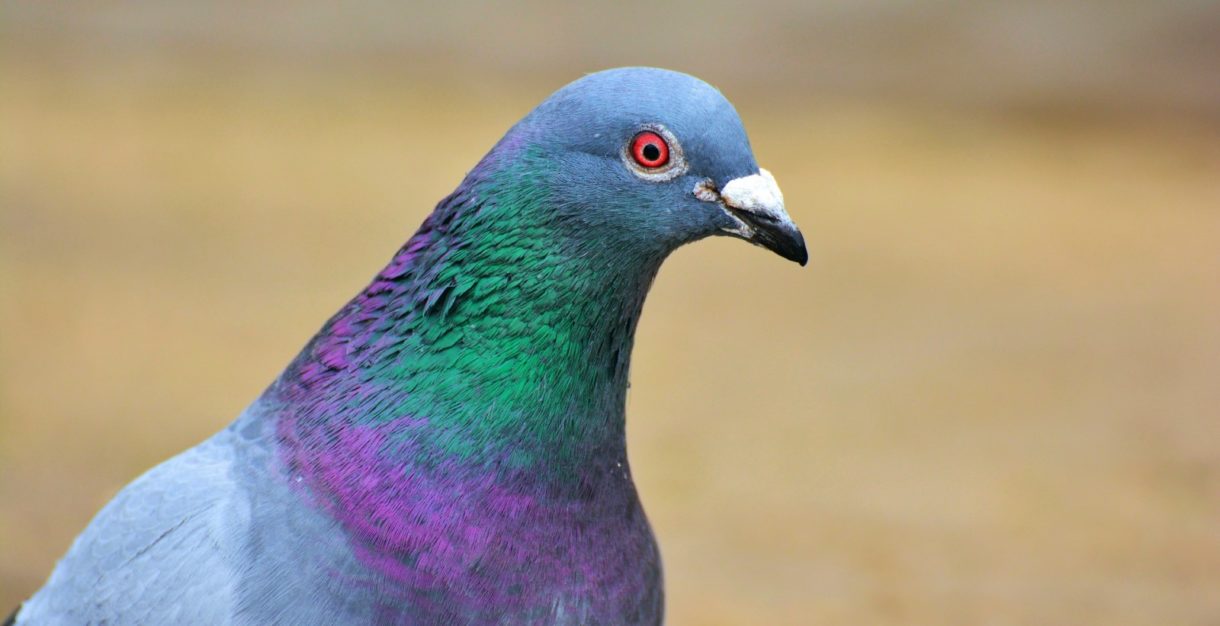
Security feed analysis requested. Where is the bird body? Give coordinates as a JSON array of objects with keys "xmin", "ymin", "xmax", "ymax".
[{"xmin": 15, "ymin": 67, "xmax": 804, "ymax": 625}]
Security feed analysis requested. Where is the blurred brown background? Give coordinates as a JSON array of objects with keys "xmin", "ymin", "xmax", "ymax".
[{"xmin": 2, "ymin": 2, "xmax": 1219, "ymax": 624}]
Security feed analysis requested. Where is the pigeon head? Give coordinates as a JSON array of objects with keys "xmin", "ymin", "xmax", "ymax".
[
  {"xmin": 488, "ymin": 67, "xmax": 807, "ymax": 266},
  {"xmin": 270, "ymin": 68, "xmax": 807, "ymax": 479}
]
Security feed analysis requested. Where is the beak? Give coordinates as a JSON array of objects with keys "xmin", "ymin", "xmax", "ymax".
[{"xmin": 696, "ymin": 169, "xmax": 808, "ymax": 266}]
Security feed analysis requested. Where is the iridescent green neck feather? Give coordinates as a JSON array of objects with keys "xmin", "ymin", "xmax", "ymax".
[{"xmin": 274, "ymin": 140, "xmax": 665, "ymax": 475}]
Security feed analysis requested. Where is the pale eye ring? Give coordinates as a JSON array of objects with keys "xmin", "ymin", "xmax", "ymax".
[{"xmin": 621, "ymin": 124, "xmax": 687, "ymax": 182}]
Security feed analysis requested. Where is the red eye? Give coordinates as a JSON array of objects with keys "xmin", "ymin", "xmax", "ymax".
[{"xmin": 630, "ymin": 131, "xmax": 670, "ymax": 168}]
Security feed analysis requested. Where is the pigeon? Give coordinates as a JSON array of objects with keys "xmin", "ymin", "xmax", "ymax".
[{"xmin": 12, "ymin": 67, "xmax": 806, "ymax": 625}]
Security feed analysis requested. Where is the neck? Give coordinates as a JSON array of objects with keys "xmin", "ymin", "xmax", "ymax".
[
  {"xmin": 253, "ymin": 138, "xmax": 667, "ymax": 609},
  {"xmin": 266, "ymin": 159, "xmax": 664, "ymax": 479}
]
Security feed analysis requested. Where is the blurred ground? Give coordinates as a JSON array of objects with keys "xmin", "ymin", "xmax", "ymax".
[{"xmin": 2, "ymin": 4, "xmax": 1220, "ymax": 625}]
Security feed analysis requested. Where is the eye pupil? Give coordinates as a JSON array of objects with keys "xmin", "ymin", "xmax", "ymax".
[{"xmin": 630, "ymin": 131, "xmax": 670, "ymax": 169}]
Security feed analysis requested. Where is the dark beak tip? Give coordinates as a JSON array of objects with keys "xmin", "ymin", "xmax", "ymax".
[
  {"xmin": 724, "ymin": 205, "xmax": 807, "ymax": 267},
  {"xmin": 783, "ymin": 229, "xmax": 809, "ymax": 267}
]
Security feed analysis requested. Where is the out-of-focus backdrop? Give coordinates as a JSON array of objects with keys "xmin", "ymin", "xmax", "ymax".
[{"xmin": 2, "ymin": 3, "xmax": 1218, "ymax": 624}]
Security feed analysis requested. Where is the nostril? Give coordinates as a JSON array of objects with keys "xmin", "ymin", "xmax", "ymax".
[{"xmin": 720, "ymin": 170, "xmax": 785, "ymax": 216}]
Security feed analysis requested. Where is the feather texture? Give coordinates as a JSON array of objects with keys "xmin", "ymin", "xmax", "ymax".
[{"xmin": 17, "ymin": 67, "xmax": 798, "ymax": 625}]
